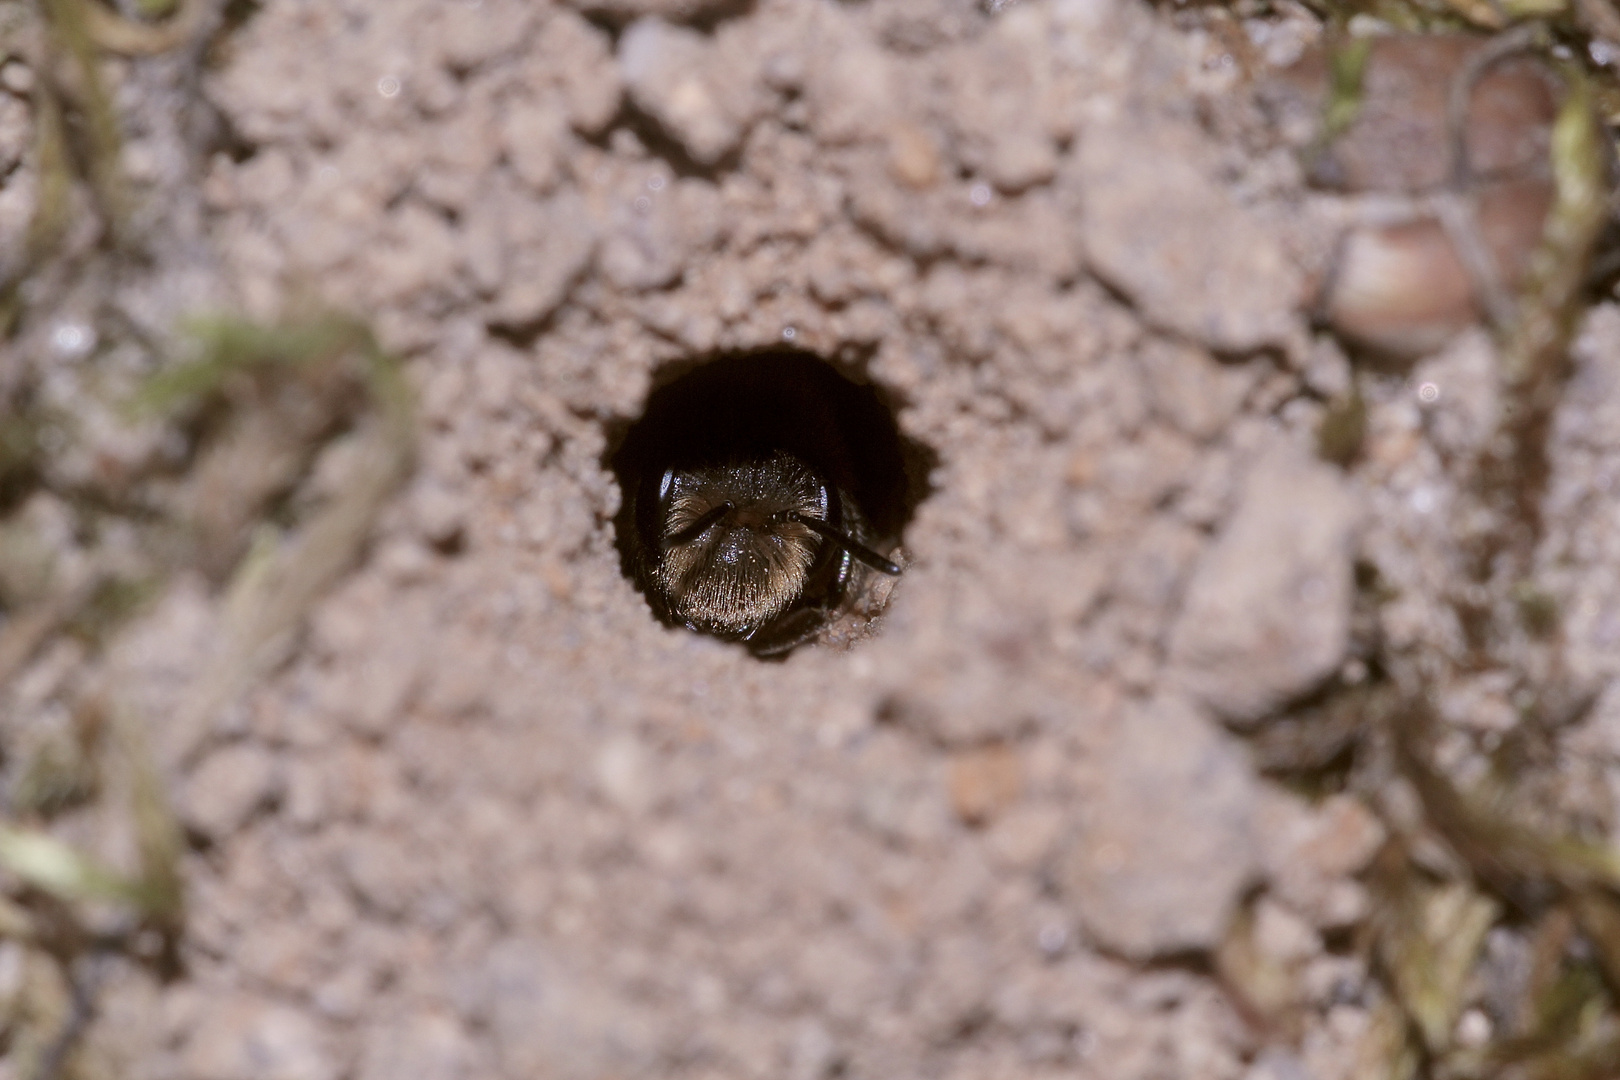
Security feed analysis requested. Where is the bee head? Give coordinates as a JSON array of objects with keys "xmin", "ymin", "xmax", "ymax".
[{"xmin": 652, "ymin": 453, "xmax": 828, "ymax": 635}]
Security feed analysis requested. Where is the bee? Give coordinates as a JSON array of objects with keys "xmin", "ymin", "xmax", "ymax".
[
  {"xmin": 612, "ymin": 351, "xmax": 912, "ymax": 657},
  {"xmin": 635, "ymin": 450, "xmax": 900, "ymax": 655}
]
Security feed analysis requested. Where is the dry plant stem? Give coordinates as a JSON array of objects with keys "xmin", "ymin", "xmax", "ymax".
[
  {"xmin": 32, "ymin": 956, "xmax": 97, "ymax": 1080},
  {"xmin": 0, "ymin": 578, "xmax": 100, "ymax": 688},
  {"xmin": 24, "ymin": 77, "xmax": 71, "ymax": 261},
  {"xmin": 83, "ymin": 0, "xmax": 208, "ymax": 56},
  {"xmin": 171, "ymin": 343, "xmax": 414, "ymax": 769},
  {"xmin": 1434, "ymin": 190, "xmax": 1518, "ymax": 329},
  {"xmin": 82, "ymin": 0, "xmax": 209, "ymax": 55},
  {"xmin": 1446, "ymin": 24, "xmax": 1546, "ymax": 188},
  {"xmin": 1437, "ymin": 25, "xmax": 1546, "ymax": 332},
  {"xmin": 1465, "ymin": 66, "xmax": 1609, "ymax": 592},
  {"xmin": 1569, "ymin": 890, "xmax": 1620, "ymax": 991},
  {"xmin": 1393, "ymin": 701, "xmax": 1620, "ymax": 893},
  {"xmin": 36, "ymin": 0, "xmax": 129, "ymax": 242}
]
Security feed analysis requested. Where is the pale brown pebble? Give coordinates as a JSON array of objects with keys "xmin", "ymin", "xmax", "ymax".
[
  {"xmin": 1324, "ymin": 177, "xmax": 1553, "ymax": 358},
  {"xmin": 0, "ymin": 60, "xmax": 33, "ymax": 95},
  {"xmin": 498, "ymin": 92, "xmax": 568, "ymax": 193},
  {"xmin": 947, "ymin": 742, "xmax": 1023, "ymax": 825},
  {"xmin": 356, "ymin": 1012, "xmax": 480, "ymax": 1080},
  {"xmin": 984, "ymin": 803, "xmax": 1066, "ymax": 868},
  {"xmin": 408, "ymin": 481, "xmax": 468, "ymax": 548},
  {"xmin": 1076, "ymin": 111, "xmax": 1302, "ymax": 354},
  {"xmin": 888, "ymin": 124, "xmax": 943, "ymax": 189},
  {"xmin": 804, "ymin": 24, "xmax": 899, "ymax": 146},
  {"xmin": 1138, "ymin": 337, "xmax": 1261, "ymax": 443},
  {"xmin": 485, "ymin": 189, "xmax": 597, "ymax": 327},
  {"xmin": 1060, "ymin": 694, "xmax": 1260, "ymax": 958},
  {"xmin": 540, "ymin": 11, "xmax": 623, "ymax": 134},
  {"xmin": 431, "ymin": 0, "xmax": 539, "ymax": 71},
  {"xmin": 181, "ymin": 742, "xmax": 283, "ymax": 839},
  {"xmin": 617, "ymin": 17, "xmax": 764, "ymax": 165},
  {"xmin": 1167, "ymin": 437, "xmax": 1360, "ymax": 725},
  {"xmin": 1256, "ymin": 788, "xmax": 1386, "ymax": 929},
  {"xmin": 180, "ymin": 995, "xmax": 339, "ymax": 1080}
]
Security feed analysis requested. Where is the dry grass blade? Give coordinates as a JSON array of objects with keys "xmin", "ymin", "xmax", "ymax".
[
  {"xmin": 82, "ymin": 0, "xmax": 210, "ymax": 56},
  {"xmin": 1496, "ymin": 64, "xmax": 1609, "ymax": 428},
  {"xmin": 158, "ymin": 319, "xmax": 415, "ymax": 767},
  {"xmin": 1394, "ymin": 704, "xmax": 1620, "ymax": 894},
  {"xmin": 37, "ymin": 0, "xmax": 130, "ymax": 240},
  {"xmin": 1372, "ymin": 861, "xmax": 1501, "ymax": 1054},
  {"xmin": 0, "ymin": 826, "xmax": 145, "ymax": 910}
]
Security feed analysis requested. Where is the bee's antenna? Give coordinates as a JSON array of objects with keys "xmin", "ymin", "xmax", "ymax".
[
  {"xmin": 784, "ymin": 511, "xmax": 902, "ymax": 575},
  {"xmin": 663, "ymin": 502, "xmax": 734, "ymax": 548}
]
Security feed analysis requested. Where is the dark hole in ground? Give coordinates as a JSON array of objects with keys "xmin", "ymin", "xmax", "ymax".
[{"xmin": 606, "ymin": 349, "xmax": 931, "ymax": 653}]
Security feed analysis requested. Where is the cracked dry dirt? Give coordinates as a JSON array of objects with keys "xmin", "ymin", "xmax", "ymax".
[{"xmin": 6, "ymin": 0, "xmax": 1620, "ymax": 1077}]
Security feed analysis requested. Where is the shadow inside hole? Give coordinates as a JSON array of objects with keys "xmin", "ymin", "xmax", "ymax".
[{"xmin": 606, "ymin": 349, "xmax": 932, "ymax": 644}]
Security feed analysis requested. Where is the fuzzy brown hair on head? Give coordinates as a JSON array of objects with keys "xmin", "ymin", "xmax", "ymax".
[{"xmin": 655, "ymin": 453, "xmax": 826, "ymax": 635}]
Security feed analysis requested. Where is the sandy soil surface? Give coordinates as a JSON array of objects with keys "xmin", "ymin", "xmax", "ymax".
[{"xmin": 3, "ymin": 0, "xmax": 1620, "ymax": 1077}]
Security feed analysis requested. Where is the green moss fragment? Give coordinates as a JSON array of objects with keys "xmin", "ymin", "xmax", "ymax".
[{"xmin": 1318, "ymin": 379, "xmax": 1367, "ymax": 466}]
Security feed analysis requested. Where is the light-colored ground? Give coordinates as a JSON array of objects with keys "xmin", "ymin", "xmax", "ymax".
[{"xmin": 4, "ymin": 0, "xmax": 1620, "ymax": 1077}]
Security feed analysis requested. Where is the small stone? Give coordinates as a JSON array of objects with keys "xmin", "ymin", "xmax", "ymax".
[
  {"xmin": 597, "ymin": 177, "xmax": 721, "ymax": 292},
  {"xmin": 337, "ymin": 832, "xmax": 424, "ymax": 918},
  {"xmin": 180, "ymin": 996, "xmax": 337, "ymax": 1080},
  {"xmin": 1060, "ymin": 694, "xmax": 1259, "ymax": 958},
  {"xmin": 181, "ymin": 743, "xmax": 282, "ymax": 840},
  {"xmin": 433, "ymin": 0, "xmax": 538, "ymax": 71},
  {"xmin": 540, "ymin": 12, "xmax": 623, "ymax": 134},
  {"xmin": 888, "ymin": 124, "xmax": 942, "ymax": 189},
  {"xmin": 595, "ymin": 734, "xmax": 654, "ymax": 815},
  {"xmin": 1455, "ymin": 1008, "xmax": 1493, "ymax": 1049},
  {"xmin": 0, "ymin": 61, "xmax": 34, "ymax": 95},
  {"xmin": 805, "ymin": 33, "xmax": 897, "ymax": 145},
  {"xmin": 1139, "ymin": 338, "xmax": 1260, "ymax": 443},
  {"xmin": 357, "ymin": 1012, "xmax": 477, "ymax": 1080},
  {"xmin": 487, "ymin": 189, "xmax": 597, "ymax": 328},
  {"xmin": 1076, "ymin": 112, "xmax": 1302, "ymax": 353},
  {"xmin": 498, "ymin": 94, "xmax": 568, "ymax": 192},
  {"xmin": 985, "ymin": 803, "xmax": 1065, "ymax": 868},
  {"xmin": 1167, "ymin": 438, "xmax": 1360, "ymax": 724},
  {"xmin": 988, "ymin": 130, "xmax": 1057, "ymax": 193},
  {"xmin": 1256, "ymin": 789, "xmax": 1385, "ymax": 929},
  {"xmin": 947, "ymin": 743, "xmax": 1022, "ymax": 825},
  {"xmin": 618, "ymin": 18, "xmax": 761, "ymax": 164},
  {"xmin": 1253, "ymin": 895, "xmax": 1321, "ymax": 964},
  {"xmin": 410, "ymin": 482, "xmax": 468, "ymax": 548}
]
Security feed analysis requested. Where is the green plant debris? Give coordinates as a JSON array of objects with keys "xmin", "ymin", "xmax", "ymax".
[
  {"xmin": 62, "ymin": 575, "xmax": 160, "ymax": 648},
  {"xmin": 1317, "ymin": 377, "xmax": 1368, "ymax": 466},
  {"xmin": 0, "ymin": 827, "xmax": 151, "ymax": 912},
  {"xmin": 1515, "ymin": 581, "xmax": 1562, "ymax": 638},
  {"xmin": 84, "ymin": 0, "xmax": 208, "ymax": 56},
  {"xmin": 1216, "ymin": 899, "xmax": 1307, "ymax": 1038},
  {"xmin": 134, "ymin": 315, "xmax": 377, "ymax": 415},
  {"xmin": 1374, "ymin": 868, "xmax": 1501, "ymax": 1054},
  {"xmin": 1395, "ymin": 711, "xmax": 1620, "ymax": 897},
  {"xmin": 10, "ymin": 737, "xmax": 97, "ymax": 819},
  {"xmin": 37, "ymin": 0, "xmax": 130, "ymax": 240},
  {"xmin": 145, "ymin": 315, "xmax": 415, "ymax": 768},
  {"xmin": 132, "ymin": 0, "xmax": 180, "ymax": 18},
  {"xmin": 1498, "ymin": 65, "xmax": 1609, "ymax": 404},
  {"xmin": 23, "ymin": 75, "xmax": 73, "ymax": 264},
  {"xmin": 1323, "ymin": 35, "xmax": 1373, "ymax": 141}
]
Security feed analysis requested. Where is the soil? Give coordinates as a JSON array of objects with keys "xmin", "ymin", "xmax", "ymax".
[{"xmin": 3, "ymin": 0, "xmax": 1620, "ymax": 1078}]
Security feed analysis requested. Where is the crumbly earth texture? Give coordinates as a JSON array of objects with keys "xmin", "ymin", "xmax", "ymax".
[{"xmin": 4, "ymin": 0, "xmax": 1620, "ymax": 1078}]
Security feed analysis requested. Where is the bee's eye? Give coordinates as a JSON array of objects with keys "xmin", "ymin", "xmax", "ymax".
[{"xmin": 658, "ymin": 467, "xmax": 675, "ymax": 507}]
